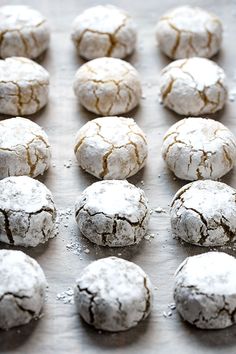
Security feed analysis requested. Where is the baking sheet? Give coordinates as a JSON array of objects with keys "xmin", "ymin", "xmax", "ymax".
[{"xmin": 1, "ymin": 0, "xmax": 236, "ymax": 353}]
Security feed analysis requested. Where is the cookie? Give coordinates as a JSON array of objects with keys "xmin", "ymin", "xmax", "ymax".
[
  {"xmin": 0, "ymin": 57, "xmax": 49, "ymax": 116},
  {"xmin": 156, "ymin": 6, "xmax": 222, "ymax": 59},
  {"xmin": 71, "ymin": 5, "xmax": 137, "ymax": 60},
  {"xmin": 162, "ymin": 117, "xmax": 236, "ymax": 180},
  {"xmin": 74, "ymin": 256, "xmax": 153, "ymax": 331},
  {"xmin": 0, "ymin": 176, "xmax": 56, "ymax": 247},
  {"xmin": 0, "ymin": 249, "xmax": 47, "ymax": 330},
  {"xmin": 75, "ymin": 180, "xmax": 149, "ymax": 247},
  {"xmin": 0, "ymin": 5, "xmax": 50, "ymax": 59},
  {"xmin": 174, "ymin": 252, "xmax": 236, "ymax": 329},
  {"xmin": 159, "ymin": 57, "xmax": 227, "ymax": 115},
  {"xmin": 0, "ymin": 117, "xmax": 51, "ymax": 178},
  {"xmin": 171, "ymin": 180, "xmax": 236, "ymax": 246},
  {"xmin": 73, "ymin": 57, "xmax": 141, "ymax": 116},
  {"xmin": 74, "ymin": 116, "xmax": 147, "ymax": 179}
]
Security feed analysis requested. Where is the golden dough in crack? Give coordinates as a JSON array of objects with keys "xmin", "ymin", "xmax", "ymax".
[
  {"xmin": 75, "ymin": 180, "xmax": 150, "ymax": 247},
  {"xmin": 0, "ymin": 57, "xmax": 49, "ymax": 116},
  {"xmin": 0, "ymin": 5, "xmax": 50, "ymax": 59},
  {"xmin": 71, "ymin": 5, "xmax": 137, "ymax": 60},
  {"xmin": 0, "ymin": 117, "xmax": 51, "ymax": 179},
  {"xmin": 156, "ymin": 6, "xmax": 222, "ymax": 59},
  {"xmin": 73, "ymin": 57, "xmax": 142, "ymax": 116},
  {"xmin": 159, "ymin": 57, "xmax": 227, "ymax": 116},
  {"xmin": 74, "ymin": 116, "xmax": 148, "ymax": 180},
  {"xmin": 171, "ymin": 180, "xmax": 236, "ymax": 247},
  {"xmin": 162, "ymin": 117, "xmax": 236, "ymax": 181}
]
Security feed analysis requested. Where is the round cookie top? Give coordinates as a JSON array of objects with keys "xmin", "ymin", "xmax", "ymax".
[
  {"xmin": 0, "ymin": 116, "xmax": 49, "ymax": 151},
  {"xmin": 162, "ymin": 117, "xmax": 236, "ymax": 180},
  {"xmin": 74, "ymin": 256, "xmax": 152, "ymax": 331},
  {"xmin": 156, "ymin": 6, "xmax": 222, "ymax": 59},
  {"xmin": 74, "ymin": 57, "xmax": 142, "ymax": 116},
  {"xmin": 175, "ymin": 252, "xmax": 236, "ymax": 296},
  {"xmin": 159, "ymin": 57, "xmax": 227, "ymax": 115},
  {"xmin": 0, "ymin": 249, "xmax": 47, "ymax": 299},
  {"xmin": 75, "ymin": 180, "xmax": 149, "ymax": 247},
  {"xmin": 76, "ymin": 180, "xmax": 146, "ymax": 217},
  {"xmin": 71, "ymin": 5, "xmax": 137, "ymax": 59},
  {"xmin": 171, "ymin": 180, "xmax": 236, "ymax": 246},
  {"xmin": 0, "ymin": 176, "xmax": 54, "ymax": 214},
  {"xmin": 0, "ymin": 6, "xmax": 50, "ymax": 59},
  {"xmin": 0, "ymin": 117, "xmax": 51, "ymax": 178},
  {"xmin": 74, "ymin": 116, "xmax": 148, "ymax": 179},
  {"xmin": 0, "ymin": 57, "xmax": 49, "ymax": 83},
  {"xmin": 0, "ymin": 5, "xmax": 48, "ymax": 31}
]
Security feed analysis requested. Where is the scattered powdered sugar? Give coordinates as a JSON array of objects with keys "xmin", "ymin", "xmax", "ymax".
[
  {"xmin": 64, "ymin": 160, "xmax": 72, "ymax": 168},
  {"xmin": 162, "ymin": 303, "xmax": 176, "ymax": 318},
  {"xmin": 66, "ymin": 242, "xmax": 82, "ymax": 256},
  {"xmin": 154, "ymin": 207, "xmax": 166, "ymax": 213},
  {"xmin": 144, "ymin": 233, "xmax": 155, "ymax": 241},
  {"xmin": 56, "ymin": 287, "xmax": 74, "ymax": 304}
]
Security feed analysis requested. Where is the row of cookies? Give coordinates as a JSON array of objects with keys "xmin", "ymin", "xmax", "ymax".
[
  {"xmin": 3, "ymin": 247, "xmax": 236, "ymax": 330},
  {"xmin": 0, "ymin": 55, "xmax": 228, "ymax": 118},
  {"xmin": 156, "ymin": 3, "xmax": 236, "ymax": 332},
  {"xmin": 0, "ymin": 4, "xmax": 223, "ymax": 60}
]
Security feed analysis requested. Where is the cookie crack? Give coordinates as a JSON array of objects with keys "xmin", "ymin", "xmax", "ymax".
[
  {"xmin": 77, "ymin": 285, "xmax": 96, "ymax": 324},
  {"xmin": 0, "ymin": 208, "xmax": 14, "ymax": 244},
  {"xmin": 141, "ymin": 276, "xmax": 151, "ymax": 320}
]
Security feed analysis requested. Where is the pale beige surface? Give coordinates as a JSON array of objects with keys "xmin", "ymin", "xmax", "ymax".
[{"xmin": 1, "ymin": 0, "xmax": 236, "ymax": 353}]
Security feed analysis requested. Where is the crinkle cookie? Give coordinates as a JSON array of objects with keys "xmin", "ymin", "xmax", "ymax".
[
  {"xmin": 73, "ymin": 57, "xmax": 142, "ymax": 116},
  {"xmin": 171, "ymin": 180, "xmax": 236, "ymax": 246},
  {"xmin": 0, "ymin": 176, "xmax": 56, "ymax": 247},
  {"xmin": 156, "ymin": 6, "xmax": 222, "ymax": 59},
  {"xmin": 0, "ymin": 5, "xmax": 50, "ymax": 59},
  {"xmin": 74, "ymin": 116, "xmax": 147, "ymax": 179},
  {"xmin": 74, "ymin": 256, "xmax": 153, "ymax": 331},
  {"xmin": 0, "ymin": 249, "xmax": 47, "ymax": 330},
  {"xmin": 162, "ymin": 118, "xmax": 236, "ymax": 180},
  {"xmin": 0, "ymin": 57, "xmax": 49, "ymax": 116},
  {"xmin": 159, "ymin": 57, "xmax": 227, "ymax": 115},
  {"xmin": 0, "ymin": 117, "xmax": 51, "ymax": 179},
  {"xmin": 174, "ymin": 252, "xmax": 236, "ymax": 329},
  {"xmin": 71, "ymin": 5, "xmax": 137, "ymax": 60},
  {"xmin": 75, "ymin": 180, "xmax": 149, "ymax": 247}
]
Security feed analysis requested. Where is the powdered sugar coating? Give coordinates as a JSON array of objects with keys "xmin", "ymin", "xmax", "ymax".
[
  {"xmin": 174, "ymin": 252, "xmax": 236, "ymax": 329},
  {"xmin": 156, "ymin": 6, "xmax": 222, "ymax": 59},
  {"xmin": 171, "ymin": 180, "xmax": 236, "ymax": 246},
  {"xmin": 159, "ymin": 57, "xmax": 227, "ymax": 115},
  {"xmin": 74, "ymin": 116, "xmax": 147, "ymax": 179},
  {"xmin": 0, "ymin": 57, "xmax": 49, "ymax": 115},
  {"xmin": 71, "ymin": 5, "xmax": 137, "ymax": 60},
  {"xmin": 74, "ymin": 57, "xmax": 142, "ymax": 116},
  {"xmin": 0, "ymin": 117, "xmax": 51, "ymax": 178},
  {"xmin": 162, "ymin": 118, "xmax": 236, "ymax": 180},
  {"xmin": 0, "ymin": 249, "xmax": 47, "ymax": 330},
  {"xmin": 0, "ymin": 5, "xmax": 50, "ymax": 59},
  {"xmin": 74, "ymin": 256, "xmax": 153, "ymax": 331},
  {"xmin": 0, "ymin": 176, "xmax": 57, "ymax": 247},
  {"xmin": 75, "ymin": 180, "xmax": 149, "ymax": 247}
]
